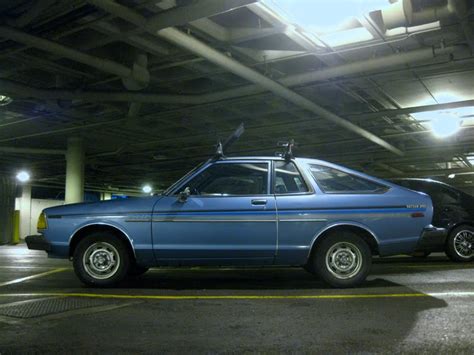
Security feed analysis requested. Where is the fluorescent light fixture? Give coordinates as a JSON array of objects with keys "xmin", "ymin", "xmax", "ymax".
[
  {"xmin": 448, "ymin": 173, "xmax": 456, "ymax": 179},
  {"xmin": 0, "ymin": 95, "xmax": 12, "ymax": 106},
  {"xmin": 142, "ymin": 185, "xmax": 152, "ymax": 194},
  {"xmin": 16, "ymin": 171, "xmax": 30, "ymax": 183},
  {"xmin": 319, "ymin": 27, "xmax": 373, "ymax": 47}
]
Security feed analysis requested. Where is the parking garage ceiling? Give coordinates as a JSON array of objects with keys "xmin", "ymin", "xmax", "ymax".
[{"xmin": 0, "ymin": 0, "xmax": 473, "ymax": 193}]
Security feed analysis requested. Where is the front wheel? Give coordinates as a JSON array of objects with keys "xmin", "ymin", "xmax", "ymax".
[
  {"xmin": 312, "ymin": 232, "xmax": 372, "ymax": 288},
  {"xmin": 73, "ymin": 232, "xmax": 131, "ymax": 287},
  {"xmin": 445, "ymin": 226, "xmax": 474, "ymax": 262}
]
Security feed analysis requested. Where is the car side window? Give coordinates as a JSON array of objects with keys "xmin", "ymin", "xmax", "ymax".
[
  {"xmin": 309, "ymin": 164, "xmax": 387, "ymax": 194},
  {"xmin": 274, "ymin": 161, "xmax": 309, "ymax": 194},
  {"xmin": 180, "ymin": 162, "xmax": 269, "ymax": 196}
]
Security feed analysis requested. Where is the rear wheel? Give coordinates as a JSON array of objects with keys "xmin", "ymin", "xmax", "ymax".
[
  {"xmin": 312, "ymin": 231, "xmax": 372, "ymax": 288},
  {"xmin": 445, "ymin": 226, "xmax": 474, "ymax": 262},
  {"xmin": 73, "ymin": 232, "xmax": 131, "ymax": 287}
]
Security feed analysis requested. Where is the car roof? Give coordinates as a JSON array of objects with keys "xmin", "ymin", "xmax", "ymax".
[
  {"xmin": 219, "ymin": 156, "xmax": 327, "ymax": 164},
  {"xmin": 391, "ymin": 178, "xmax": 449, "ymax": 186}
]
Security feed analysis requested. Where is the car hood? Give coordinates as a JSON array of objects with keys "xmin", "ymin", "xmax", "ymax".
[{"xmin": 43, "ymin": 196, "xmax": 163, "ymax": 216}]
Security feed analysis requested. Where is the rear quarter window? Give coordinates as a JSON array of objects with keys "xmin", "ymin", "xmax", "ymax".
[{"xmin": 309, "ymin": 164, "xmax": 388, "ymax": 194}]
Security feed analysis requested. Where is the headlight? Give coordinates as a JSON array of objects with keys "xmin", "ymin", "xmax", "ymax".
[{"xmin": 37, "ymin": 212, "xmax": 48, "ymax": 231}]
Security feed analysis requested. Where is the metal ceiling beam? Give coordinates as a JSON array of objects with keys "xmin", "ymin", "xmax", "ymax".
[
  {"xmin": 350, "ymin": 99, "xmax": 474, "ymax": 120},
  {"xmin": 0, "ymin": 78, "xmax": 201, "ymax": 105},
  {"xmin": 0, "ymin": 146, "xmax": 66, "ymax": 155},
  {"xmin": 0, "ymin": 25, "xmax": 149, "ymax": 85},
  {"xmin": 87, "ymin": 1, "xmax": 403, "ymax": 155},
  {"xmin": 143, "ymin": 0, "xmax": 258, "ymax": 31}
]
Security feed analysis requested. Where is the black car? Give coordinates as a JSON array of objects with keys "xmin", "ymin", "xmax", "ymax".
[{"xmin": 391, "ymin": 178, "xmax": 474, "ymax": 262}]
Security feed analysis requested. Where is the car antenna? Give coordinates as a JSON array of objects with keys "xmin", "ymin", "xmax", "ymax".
[
  {"xmin": 213, "ymin": 123, "xmax": 245, "ymax": 160},
  {"xmin": 277, "ymin": 139, "xmax": 296, "ymax": 161}
]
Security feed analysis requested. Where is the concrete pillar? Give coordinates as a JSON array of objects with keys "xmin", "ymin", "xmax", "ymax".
[
  {"xmin": 0, "ymin": 176, "xmax": 16, "ymax": 244},
  {"xmin": 101, "ymin": 192, "xmax": 112, "ymax": 200},
  {"xmin": 19, "ymin": 184, "xmax": 32, "ymax": 238},
  {"xmin": 65, "ymin": 137, "xmax": 85, "ymax": 204}
]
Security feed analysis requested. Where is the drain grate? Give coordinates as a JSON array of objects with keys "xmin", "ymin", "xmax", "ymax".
[{"xmin": 0, "ymin": 297, "xmax": 117, "ymax": 318}]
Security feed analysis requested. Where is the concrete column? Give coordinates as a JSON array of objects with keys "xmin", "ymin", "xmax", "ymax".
[
  {"xmin": 65, "ymin": 137, "xmax": 85, "ymax": 204},
  {"xmin": 0, "ymin": 176, "xmax": 16, "ymax": 244},
  {"xmin": 19, "ymin": 184, "xmax": 32, "ymax": 238},
  {"xmin": 101, "ymin": 192, "xmax": 112, "ymax": 200}
]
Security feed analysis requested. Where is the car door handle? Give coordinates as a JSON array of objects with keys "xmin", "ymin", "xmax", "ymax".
[{"xmin": 251, "ymin": 199, "xmax": 267, "ymax": 206}]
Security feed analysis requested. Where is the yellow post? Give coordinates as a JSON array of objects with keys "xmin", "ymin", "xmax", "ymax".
[{"xmin": 11, "ymin": 210, "xmax": 20, "ymax": 245}]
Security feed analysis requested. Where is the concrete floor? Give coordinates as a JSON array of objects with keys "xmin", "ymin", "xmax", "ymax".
[{"xmin": 0, "ymin": 244, "xmax": 473, "ymax": 354}]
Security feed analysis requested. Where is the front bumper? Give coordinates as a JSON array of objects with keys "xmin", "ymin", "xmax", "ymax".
[
  {"xmin": 25, "ymin": 234, "xmax": 51, "ymax": 252},
  {"xmin": 416, "ymin": 225, "xmax": 447, "ymax": 251}
]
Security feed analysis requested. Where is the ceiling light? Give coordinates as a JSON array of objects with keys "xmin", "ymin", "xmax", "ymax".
[
  {"xmin": 0, "ymin": 95, "xmax": 12, "ymax": 106},
  {"xmin": 142, "ymin": 185, "xmax": 152, "ymax": 194},
  {"xmin": 411, "ymin": 92, "xmax": 473, "ymax": 138},
  {"xmin": 448, "ymin": 174, "xmax": 456, "ymax": 179},
  {"xmin": 16, "ymin": 171, "xmax": 30, "ymax": 183},
  {"xmin": 430, "ymin": 115, "xmax": 462, "ymax": 138}
]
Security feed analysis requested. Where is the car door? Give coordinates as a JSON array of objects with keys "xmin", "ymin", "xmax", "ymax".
[
  {"xmin": 152, "ymin": 160, "xmax": 277, "ymax": 264},
  {"xmin": 273, "ymin": 160, "xmax": 324, "ymax": 265}
]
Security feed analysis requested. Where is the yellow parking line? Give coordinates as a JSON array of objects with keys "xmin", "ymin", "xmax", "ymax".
[
  {"xmin": 0, "ymin": 268, "xmax": 67, "ymax": 287},
  {"xmin": 0, "ymin": 292, "xmax": 429, "ymax": 300}
]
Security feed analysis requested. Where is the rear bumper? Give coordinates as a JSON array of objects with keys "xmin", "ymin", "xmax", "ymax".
[
  {"xmin": 25, "ymin": 234, "xmax": 51, "ymax": 252},
  {"xmin": 416, "ymin": 225, "xmax": 447, "ymax": 251}
]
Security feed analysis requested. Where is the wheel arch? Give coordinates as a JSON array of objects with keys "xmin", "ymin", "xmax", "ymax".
[
  {"xmin": 308, "ymin": 223, "xmax": 380, "ymax": 260},
  {"xmin": 448, "ymin": 221, "xmax": 474, "ymax": 234},
  {"xmin": 68, "ymin": 223, "xmax": 136, "ymax": 260}
]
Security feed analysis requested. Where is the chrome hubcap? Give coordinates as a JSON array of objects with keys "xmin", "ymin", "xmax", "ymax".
[
  {"xmin": 326, "ymin": 242, "xmax": 363, "ymax": 279},
  {"xmin": 453, "ymin": 230, "xmax": 474, "ymax": 258},
  {"xmin": 83, "ymin": 242, "xmax": 120, "ymax": 279}
]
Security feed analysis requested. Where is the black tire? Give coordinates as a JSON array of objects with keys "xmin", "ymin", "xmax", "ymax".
[
  {"xmin": 312, "ymin": 231, "xmax": 372, "ymax": 288},
  {"xmin": 303, "ymin": 263, "xmax": 315, "ymax": 275},
  {"xmin": 128, "ymin": 265, "xmax": 149, "ymax": 277},
  {"xmin": 445, "ymin": 225, "xmax": 474, "ymax": 262},
  {"xmin": 73, "ymin": 232, "xmax": 131, "ymax": 287}
]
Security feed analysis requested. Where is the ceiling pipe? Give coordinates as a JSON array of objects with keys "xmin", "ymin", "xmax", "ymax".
[
  {"xmin": 88, "ymin": 0, "xmax": 403, "ymax": 156},
  {"xmin": 0, "ymin": 78, "xmax": 201, "ymax": 105},
  {"xmin": 0, "ymin": 25, "xmax": 149, "ymax": 87},
  {"xmin": 0, "ymin": 43, "xmax": 462, "ymax": 106},
  {"xmin": 0, "ymin": 146, "xmax": 66, "ymax": 155},
  {"xmin": 199, "ymin": 45, "xmax": 462, "ymax": 102},
  {"xmin": 381, "ymin": 0, "xmax": 456, "ymax": 29}
]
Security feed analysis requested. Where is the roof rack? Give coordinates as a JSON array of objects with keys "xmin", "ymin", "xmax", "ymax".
[
  {"xmin": 277, "ymin": 139, "xmax": 296, "ymax": 161},
  {"xmin": 213, "ymin": 123, "xmax": 245, "ymax": 160}
]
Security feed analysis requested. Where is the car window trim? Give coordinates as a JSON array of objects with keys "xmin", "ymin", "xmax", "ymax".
[
  {"xmin": 170, "ymin": 160, "xmax": 273, "ymax": 197},
  {"xmin": 271, "ymin": 160, "xmax": 314, "ymax": 196}
]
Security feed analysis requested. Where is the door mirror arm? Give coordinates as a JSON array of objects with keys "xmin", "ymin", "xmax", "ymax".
[{"xmin": 177, "ymin": 187, "xmax": 191, "ymax": 203}]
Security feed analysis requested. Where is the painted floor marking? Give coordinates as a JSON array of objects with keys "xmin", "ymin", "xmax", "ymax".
[
  {"xmin": 0, "ymin": 291, "xmax": 473, "ymax": 300},
  {"xmin": 0, "ymin": 268, "xmax": 68, "ymax": 287}
]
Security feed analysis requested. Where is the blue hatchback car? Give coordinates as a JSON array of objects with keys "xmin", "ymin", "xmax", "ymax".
[{"xmin": 26, "ymin": 154, "xmax": 445, "ymax": 288}]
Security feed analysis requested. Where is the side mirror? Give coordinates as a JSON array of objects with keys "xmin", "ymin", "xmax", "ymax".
[{"xmin": 177, "ymin": 187, "xmax": 191, "ymax": 203}]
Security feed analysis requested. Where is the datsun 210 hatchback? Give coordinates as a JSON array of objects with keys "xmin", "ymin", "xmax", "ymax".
[{"xmin": 26, "ymin": 155, "xmax": 445, "ymax": 288}]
